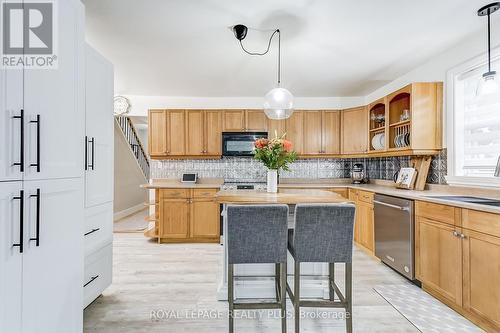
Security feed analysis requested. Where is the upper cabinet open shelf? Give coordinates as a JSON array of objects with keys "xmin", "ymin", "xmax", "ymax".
[{"xmin": 148, "ymin": 82, "xmax": 443, "ymax": 159}]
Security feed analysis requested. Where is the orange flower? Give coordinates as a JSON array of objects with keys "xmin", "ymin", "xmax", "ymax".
[
  {"xmin": 282, "ymin": 140, "xmax": 293, "ymax": 152},
  {"xmin": 254, "ymin": 138, "xmax": 269, "ymax": 149}
]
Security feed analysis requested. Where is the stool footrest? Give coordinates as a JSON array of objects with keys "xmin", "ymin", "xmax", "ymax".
[
  {"xmin": 233, "ymin": 302, "xmax": 283, "ymax": 310},
  {"xmin": 299, "ymin": 300, "xmax": 349, "ymax": 308}
]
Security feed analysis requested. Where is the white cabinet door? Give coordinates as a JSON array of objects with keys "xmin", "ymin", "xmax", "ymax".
[
  {"xmin": 22, "ymin": 178, "xmax": 84, "ymax": 333},
  {"xmin": 0, "ymin": 68, "xmax": 23, "ymax": 182},
  {"xmin": 23, "ymin": 0, "xmax": 85, "ymax": 181},
  {"xmin": 0, "ymin": 182, "xmax": 23, "ymax": 333},
  {"xmin": 84, "ymin": 45, "xmax": 114, "ymax": 207}
]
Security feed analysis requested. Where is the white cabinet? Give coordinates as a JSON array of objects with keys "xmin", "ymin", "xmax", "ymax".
[
  {"xmin": 22, "ymin": 178, "xmax": 84, "ymax": 333},
  {"xmin": 0, "ymin": 69, "xmax": 23, "ymax": 182},
  {"xmin": 84, "ymin": 46, "xmax": 114, "ymax": 208},
  {"xmin": 23, "ymin": 0, "xmax": 85, "ymax": 181},
  {"xmin": 0, "ymin": 182, "xmax": 23, "ymax": 333},
  {"xmin": 83, "ymin": 44, "xmax": 114, "ymax": 308}
]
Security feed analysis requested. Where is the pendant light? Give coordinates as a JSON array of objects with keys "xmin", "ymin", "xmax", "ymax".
[
  {"xmin": 477, "ymin": 3, "xmax": 500, "ymax": 97},
  {"xmin": 232, "ymin": 24, "xmax": 294, "ymax": 120}
]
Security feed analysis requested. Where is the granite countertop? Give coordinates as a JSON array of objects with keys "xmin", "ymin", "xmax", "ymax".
[
  {"xmin": 216, "ymin": 189, "xmax": 351, "ymax": 204},
  {"xmin": 141, "ymin": 178, "xmax": 224, "ymax": 189},
  {"xmin": 142, "ymin": 177, "xmax": 500, "ymax": 214}
]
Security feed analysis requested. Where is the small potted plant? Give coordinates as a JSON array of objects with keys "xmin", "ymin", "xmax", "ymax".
[{"xmin": 254, "ymin": 134, "xmax": 297, "ymax": 193}]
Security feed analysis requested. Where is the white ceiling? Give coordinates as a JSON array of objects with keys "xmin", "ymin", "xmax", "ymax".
[{"xmin": 83, "ymin": 0, "xmax": 491, "ymax": 97}]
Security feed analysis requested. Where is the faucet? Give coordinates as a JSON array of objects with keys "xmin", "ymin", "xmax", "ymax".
[{"xmin": 496, "ymin": 156, "xmax": 500, "ymax": 177}]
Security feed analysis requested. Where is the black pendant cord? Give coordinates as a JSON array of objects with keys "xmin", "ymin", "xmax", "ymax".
[
  {"xmin": 239, "ymin": 29, "xmax": 281, "ymax": 85},
  {"xmin": 488, "ymin": 12, "xmax": 492, "ymax": 72}
]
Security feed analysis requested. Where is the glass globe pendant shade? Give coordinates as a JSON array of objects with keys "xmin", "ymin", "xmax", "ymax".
[
  {"xmin": 477, "ymin": 71, "xmax": 500, "ymax": 97},
  {"xmin": 263, "ymin": 87, "xmax": 294, "ymax": 120}
]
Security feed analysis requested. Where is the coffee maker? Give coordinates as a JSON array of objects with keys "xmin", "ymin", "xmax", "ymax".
[{"xmin": 351, "ymin": 163, "xmax": 366, "ymax": 184}]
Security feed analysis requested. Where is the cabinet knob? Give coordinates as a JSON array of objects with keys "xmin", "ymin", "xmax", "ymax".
[{"xmin": 453, "ymin": 231, "xmax": 460, "ymax": 237}]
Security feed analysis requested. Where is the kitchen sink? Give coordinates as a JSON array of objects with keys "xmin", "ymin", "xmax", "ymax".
[{"xmin": 426, "ymin": 196, "xmax": 500, "ymax": 207}]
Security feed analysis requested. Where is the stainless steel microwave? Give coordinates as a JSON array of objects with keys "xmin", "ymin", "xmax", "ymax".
[{"xmin": 222, "ymin": 132, "xmax": 267, "ymax": 156}]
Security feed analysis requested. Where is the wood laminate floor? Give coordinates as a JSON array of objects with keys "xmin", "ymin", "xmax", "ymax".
[{"xmin": 84, "ymin": 233, "xmax": 421, "ymax": 332}]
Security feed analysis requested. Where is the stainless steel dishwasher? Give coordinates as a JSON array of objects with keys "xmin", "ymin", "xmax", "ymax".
[{"xmin": 374, "ymin": 194, "xmax": 415, "ymax": 280}]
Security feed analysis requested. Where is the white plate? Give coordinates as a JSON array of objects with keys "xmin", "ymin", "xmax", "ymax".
[
  {"xmin": 372, "ymin": 134, "xmax": 379, "ymax": 150},
  {"xmin": 378, "ymin": 133, "xmax": 385, "ymax": 149}
]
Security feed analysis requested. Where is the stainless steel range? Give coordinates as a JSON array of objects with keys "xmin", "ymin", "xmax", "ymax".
[{"xmin": 221, "ymin": 181, "xmax": 266, "ymax": 191}]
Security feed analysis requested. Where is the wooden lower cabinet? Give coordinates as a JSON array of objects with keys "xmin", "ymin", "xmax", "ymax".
[
  {"xmin": 157, "ymin": 189, "xmax": 220, "ymax": 243},
  {"xmin": 190, "ymin": 199, "xmax": 220, "ymax": 239},
  {"xmin": 356, "ymin": 201, "xmax": 374, "ymax": 252},
  {"xmin": 462, "ymin": 228, "xmax": 500, "ymax": 331},
  {"xmin": 415, "ymin": 216, "xmax": 463, "ymax": 306},
  {"xmin": 159, "ymin": 198, "xmax": 190, "ymax": 239},
  {"xmin": 415, "ymin": 203, "xmax": 500, "ymax": 332}
]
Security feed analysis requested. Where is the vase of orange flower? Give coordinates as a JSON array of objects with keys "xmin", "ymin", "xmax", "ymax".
[{"xmin": 254, "ymin": 134, "xmax": 297, "ymax": 193}]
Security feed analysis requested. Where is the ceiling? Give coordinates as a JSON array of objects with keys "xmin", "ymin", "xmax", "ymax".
[{"xmin": 84, "ymin": 0, "xmax": 491, "ymax": 97}]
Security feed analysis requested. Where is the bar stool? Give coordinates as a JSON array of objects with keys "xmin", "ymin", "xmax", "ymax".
[
  {"xmin": 226, "ymin": 204, "xmax": 289, "ymax": 333},
  {"xmin": 286, "ymin": 203, "xmax": 356, "ymax": 333}
]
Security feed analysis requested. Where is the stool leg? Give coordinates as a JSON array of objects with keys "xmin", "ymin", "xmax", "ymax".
[
  {"xmin": 228, "ymin": 264, "xmax": 234, "ymax": 333},
  {"xmin": 280, "ymin": 262, "xmax": 287, "ymax": 333},
  {"xmin": 345, "ymin": 263, "xmax": 352, "ymax": 333},
  {"xmin": 329, "ymin": 263, "xmax": 335, "ymax": 301},
  {"xmin": 275, "ymin": 263, "xmax": 280, "ymax": 302},
  {"xmin": 294, "ymin": 261, "xmax": 300, "ymax": 333}
]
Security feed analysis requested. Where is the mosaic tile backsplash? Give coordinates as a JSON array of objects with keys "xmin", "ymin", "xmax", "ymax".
[{"xmin": 151, "ymin": 149, "xmax": 448, "ymax": 185}]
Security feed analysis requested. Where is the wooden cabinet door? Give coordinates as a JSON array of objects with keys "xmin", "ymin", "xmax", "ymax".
[
  {"xmin": 245, "ymin": 110, "xmax": 267, "ymax": 132},
  {"xmin": 149, "ymin": 110, "xmax": 167, "ymax": 156},
  {"xmin": 415, "ymin": 217, "xmax": 462, "ymax": 306},
  {"xmin": 285, "ymin": 111, "xmax": 304, "ymax": 155},
  {"xmin": 268, "ymin": 119, "xmax": 286, "ymax": 139},
  {"xmin": 190, "ymin": 199, "xmax": 220, "ymax": 239},
  {"xmin": 322, "ymin": 111, "xmax": 341, "ymax": 154},
  {"xmin": 159, "ymin": 199, "xmax": 189, "ymax": 239},
  {"xmin": 357, "ymin": 202, "xmax": 374, "ymax": 252},
  {"xmin": 223, "ymin": 110, "xmax": 245, "ymax": 132},
  {"xmin": 167, "ymin": 110, "xmax": 186, "ymax": 155},
  {"xmin": 462, "ymin": 229, "xmax": 500, "ymax": 330},
  {"xmin": 341, "ymin": 107, "xmax": 368, "ymax": 154},
  {"xmin": 205, "ymin": 111, "xmax": 222, "ymax": 155},
  {"xmin": 185, "ymin": 110, "xmax": 204, "ymax": 156},
  {"xmin": 303, "ymin": 111, "xmax": 322, "ymax": 155}
]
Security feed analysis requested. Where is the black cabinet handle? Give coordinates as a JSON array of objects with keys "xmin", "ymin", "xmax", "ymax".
[
  {"xmin": 84, "ymin": 135, "xmax": 88, "ymax": 171},
  {"xmin": 84, "ymin": 228, "xmax": 100, "ymax": 236},
  {"xmin": 12, "ymin": 190, "xmax": 24, "ymax": 253},
  {"xmin": 29, "ymin": 189, "xmax": 40, "ymax": 246},
  {"xmin": 12, "ymin": 109, "xmax": 24, "ymax": 172},
  {"xmin": 84, "ymin": 275, "xmax": 99, "ymax": 287},
  {"xmin": 90, "ymin": 137, "xmax": 95, "ymax": 170},
  {"xmin": 29, "ymin": 115, "xmax": 40, "ymax": 172}
]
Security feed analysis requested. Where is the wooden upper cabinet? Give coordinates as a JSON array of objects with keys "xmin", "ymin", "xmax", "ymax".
[
  {"xmin": 415, "ymin": 217, "xmax": 463, "ymax": 307},
  {"xmin": 245, "ymin": 110, "xmax": 267, "ymax": 132},
  {"xmin": 223, "ymin": 110, "xmax": 245, "ymax": 132},
  {"xmin": 167, "ymin": 110, "xmax": 186, "ymax": 155},
  {"xmin": 148, "ymin": 110, "xmax": 167, "ymax": 157},
  {"xmin": 322, "ymin": 111, "xmax": 340, "ymax": 154},
  {"xmin": 185, "ymin": 110, "xmax": 204, "ymax": 155},
  {"xmin": 285, "ymin": 111, "xmax": 304, "ymax": 154},
  {"xmin": 341, "ymin": 106, "xmax": 368, "ymax": 154},
  {"xmin": 205, "ymin": 111, "xmax": 222, "ymax": 155},
  {"xmin": 303, "ymin": 111, "xmax": 322, "ymax": 155},
  {"xmin": 268, "ymin": 119, "xmax": 286, "ymax": 139}
]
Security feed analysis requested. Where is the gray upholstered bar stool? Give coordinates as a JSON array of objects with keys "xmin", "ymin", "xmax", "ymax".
[
  {"xmin": 226, "ymin": 204, "xmax": 289, "ymax": 333},
  {"xmin": 286, "ymin": 203, "xmax": 356, "ymax": 333}
]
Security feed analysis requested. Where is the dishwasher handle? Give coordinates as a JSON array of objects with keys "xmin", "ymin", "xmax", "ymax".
[{"xmin": 374, "ymin": 200, "xmax": 410, "ymax": 211}]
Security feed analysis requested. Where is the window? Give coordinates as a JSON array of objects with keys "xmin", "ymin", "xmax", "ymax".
[{"xmin": 447, "ymin": 55, "xmax": 500, "ymax": 187}]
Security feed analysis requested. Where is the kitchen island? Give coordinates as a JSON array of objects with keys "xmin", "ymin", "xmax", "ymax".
[{"xmin": 215, "ymin": 188, "xmax": 351, "ymax": 300}]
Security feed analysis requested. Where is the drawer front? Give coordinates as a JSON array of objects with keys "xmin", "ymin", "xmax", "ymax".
[
  {"xmin": 193, "ymin": 188, "xmax": 218, "ymax": 198},
  {"xmin": 415, "ymin": 201, "xmax": 457, "ymax": 226},
  {"xmin": 84, "ymin": 203, "xmax": 113, "ymax": 256},
  {"xmin": 159, "ymin": 189, "xmax": 189, "ymax": 199},
  {"xmin": 358, "ymin": 190, "xmax": 374, "ymax": 204},
  {"xmin": 462, "ymin": 209, "xmax": 500, "ymax": 238},
  {"xmin": 84, "ymin": 244, "xmax": 112, "ymax": 308}
]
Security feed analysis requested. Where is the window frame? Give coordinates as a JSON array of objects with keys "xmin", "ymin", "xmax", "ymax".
[{"xmin": 446, "ymin": 47, "xmax": 500, "ymax": 188}]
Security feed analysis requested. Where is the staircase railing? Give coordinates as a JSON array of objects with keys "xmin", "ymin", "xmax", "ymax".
[{"xmin": 115, "ymin": 116, "xmax": 150, "ymax": 179}]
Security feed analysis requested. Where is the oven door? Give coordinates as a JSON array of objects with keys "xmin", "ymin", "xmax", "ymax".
[{"xmin": 222, "ymin": 132, "xmax": 267, "ymax": 156}]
